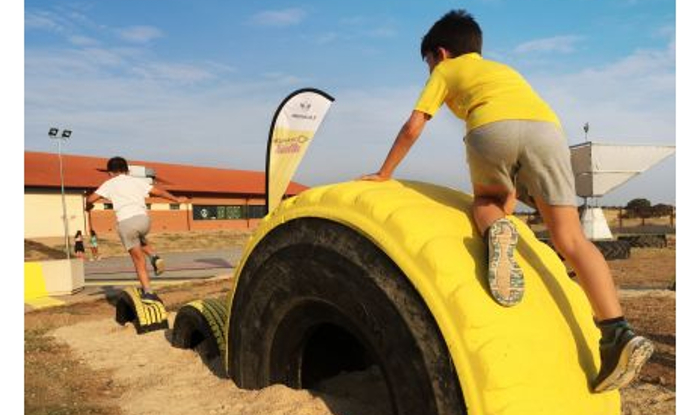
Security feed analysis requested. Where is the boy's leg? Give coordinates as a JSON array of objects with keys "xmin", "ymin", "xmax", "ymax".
[
  {"xmin": 118, "ymin": 216, "xmax": 163, "ymax": 302},
  {"xmin": 472, "ymin": 184, "xmax": 517, "ymax": 235},
  {"xmin": 140, "ymin": 235, "xmax": 165, "ymax": 275},
  {"xmin": 534, "ymin": 198, "xmax": 654, "ymax": 392},
  {"xmin": 127, "ymin": 245, "xmax": 152, "ymax": 292},
  {"xmin": 533, "ymin": 200, "xmax": 621, "ymax": 318},
  {"xmin": 473, "ymin": 185, "xmax": 524, "ymax": 306}
]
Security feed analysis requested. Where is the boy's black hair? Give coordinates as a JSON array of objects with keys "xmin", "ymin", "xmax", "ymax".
[
  {"xmin": 106, "ymin": 156, "xmax": 129, "ymax": 173},
  {"xmin": 421, "ymin": 10, "xmax": 482, "ymax": 59}
]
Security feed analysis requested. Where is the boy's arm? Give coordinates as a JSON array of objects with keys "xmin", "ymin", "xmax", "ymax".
[
  {"xmin": 360, "ymin": 110, "xmax": 430, "ymax": 181},
  {"xmin": 84, "ymin": 192, "xmax": 104, "ymax": 211},
  {"xmin": 149, "ymin": 186, "xmax": 188, "ymax": 204}
]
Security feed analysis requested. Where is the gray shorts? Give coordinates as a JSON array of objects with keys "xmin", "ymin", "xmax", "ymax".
[
  {"xmin": 117, "ymin": 215, "xmax": 151, "ymax": 251},
  {"xmin": 465, "ymin": 120, "xmax": 577, "ymax": 208}
]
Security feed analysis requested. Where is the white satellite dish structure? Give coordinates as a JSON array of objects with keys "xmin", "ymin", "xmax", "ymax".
[{"xmin": 570, "ymin": 141, "xmax": 675, "ymax": 240}]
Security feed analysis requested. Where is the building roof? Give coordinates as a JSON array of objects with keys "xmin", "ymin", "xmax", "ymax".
[{"xmin": 24, "ymin": 151, "xmax": 308, "ymax": 196}]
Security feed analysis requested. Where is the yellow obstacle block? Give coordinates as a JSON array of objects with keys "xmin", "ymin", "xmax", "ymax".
[
  {"xmin": 24, "ymin": 262, "xmax": 65, "ymax": 309},
  {"xmin": 115, "ymin": 286, "xmax": 169, "ymax": 334},
  {"xmin": 228, "ymin": 180, "xmax": 620, "ymax": 415},
  {"xmin": 25, "ymin": 262, "xmax": 48, "ymax": 300}
]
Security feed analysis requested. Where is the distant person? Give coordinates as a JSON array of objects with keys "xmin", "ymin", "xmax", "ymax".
[
  {"xmin": 85, "ymin": 156, "xmax": 186, "ymax": 303},
  {"xmin": 89, "ymin": 229, "xmax": 101, "ymax": 261},
  {"xmin": 360, "ymin": 9, "xmax": 653, "ymax": 392},
  {"xmin": 73, "ymin": 230, "xmax": 85, "ymax": 260}
]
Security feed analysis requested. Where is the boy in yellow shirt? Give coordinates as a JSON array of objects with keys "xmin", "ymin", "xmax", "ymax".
[{"xmin": 361, "ymin": 9, "xmax": 653, "ymax": 392}]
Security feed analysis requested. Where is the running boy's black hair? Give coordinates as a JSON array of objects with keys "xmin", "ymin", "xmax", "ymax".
[
  {"xmin": 420, "ymin": 9, "xmax": 482, "ymax": 59},
  {"xmin": 106, "ymin": 156, "xmax": 129, "ymax": 173}
]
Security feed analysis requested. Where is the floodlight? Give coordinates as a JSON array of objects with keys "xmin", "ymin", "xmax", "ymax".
[
  {"xmin": 48, "ymin": 127, "xmax": 59, "ymax": 137},
  {"xmin": 62, "ymin": 130, "xmax": 72, "ymax": 138}
]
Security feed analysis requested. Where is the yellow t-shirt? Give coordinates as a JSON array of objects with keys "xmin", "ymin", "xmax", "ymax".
[{"xmin": 414, "ymin": 53, "xmax": 560, "ymax": 130}]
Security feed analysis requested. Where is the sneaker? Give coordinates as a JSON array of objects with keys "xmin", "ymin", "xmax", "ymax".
[
  {"xmin": 486, "ymin": 218, "xmax": 524, "ymax": 306},
  {"xmin": 140, "ymin": 290, "xmax": 163, "ymax": 304},
  {"xmin": 150, "ymin": 255, "xmax": 165, "ymax": 275},
  {"xmin": 592, "ymin": 324, "xmax": 655, "ymax": 392}
]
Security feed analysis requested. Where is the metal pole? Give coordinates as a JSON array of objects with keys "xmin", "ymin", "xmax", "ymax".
[{"xmin": 57, "ymin": 138, "xmax": 71, "ymax": 259}]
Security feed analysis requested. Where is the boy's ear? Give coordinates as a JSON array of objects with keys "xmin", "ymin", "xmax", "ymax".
[{"xmin": 437, "ymin": 47, "xmax": 452, "ymax": 61}]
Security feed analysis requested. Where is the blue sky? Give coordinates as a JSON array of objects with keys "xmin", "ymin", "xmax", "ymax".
[{"xmin": 22, "ymin": 0, "xmax": 676, "ymax": 205}]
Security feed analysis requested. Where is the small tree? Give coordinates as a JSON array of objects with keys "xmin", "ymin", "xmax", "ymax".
[
  {"xmin": 652, "ymin": 203, "xmax": 674, "ymax": 217},
  {"xmin": 625, "ymin": 198, "xmax": 652, "ymax": 225}
]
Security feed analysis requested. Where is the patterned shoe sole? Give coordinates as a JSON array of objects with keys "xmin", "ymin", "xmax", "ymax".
[
  {"xmin": 488, "ymin": 219, "xmax": 524, "ymax": 306},
  {"xmin": 593, "ymin": 336, "xmax": 655, "ymax": 393},
  {"xmin": 153, "ymin": 258, "xmax": 165, "ymax": 276}
]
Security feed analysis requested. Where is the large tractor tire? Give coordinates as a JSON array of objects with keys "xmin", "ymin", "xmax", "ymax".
[
  {"xmin": 229, "ymin": 218, "xmax": 465, "ymax": 415},
  {"xmin": 226, "ymin": 180, "xmax": 620, "ymax": 415},
  {"xmin": 593, "ymin": 240, "xmax": 631, "ymax": 260}
]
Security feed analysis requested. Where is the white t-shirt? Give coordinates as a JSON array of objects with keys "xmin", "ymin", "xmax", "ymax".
[{"xmin": 95, "ymin": 174, "xmax": 153, "ymax": 222}]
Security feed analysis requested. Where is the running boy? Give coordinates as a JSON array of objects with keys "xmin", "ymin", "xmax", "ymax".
[
  {"xmin": 360, "ymin": 9, "xmax": 653, "ymax": 392},
  {"xmin": 85, "ymin": 157, "xmax": 186, "ymax": 303}
]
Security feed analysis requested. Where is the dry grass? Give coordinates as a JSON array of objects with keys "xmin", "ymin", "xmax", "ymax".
[{"xmin": 25, "ymin": 301, "xmax": 125, "ymax": 415}]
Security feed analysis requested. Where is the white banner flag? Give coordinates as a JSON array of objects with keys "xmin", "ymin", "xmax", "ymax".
[{"xmin": 265, "ymin": 88, "xmax": 334, "ymax": 213}]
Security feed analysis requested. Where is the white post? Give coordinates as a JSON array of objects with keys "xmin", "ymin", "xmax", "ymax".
[{"xmin": 57, "ymin": 137, "xmax": 71, "ymax": 260}]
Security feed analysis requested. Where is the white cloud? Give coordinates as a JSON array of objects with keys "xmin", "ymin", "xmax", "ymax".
[
  {"xmin": 526, "ymin": 41, "xmax": 676, "ymax": 204},
  {"xmin": 25, "ymin": 10, "xmax": 63, "ymax": 32},
  {"xmin": 68, "ymin": 35, "xmax": 100, "ymax": 47},
  {"xmin": 515, "ymin": 35, "xmax": 584, "ymax": 54},
  {"xmin": 249, "ymin": 8, "xmax": 306, "ymax": 27},
  {"xmin": 531, "ymin": 41, "xmax": 675, "ymax": 142},
  {"xmin": 365, "ymin": 26, "xmax": 397, "ymax": 38},
  {"xmin": 117, "ymin": 25, "xmax": 164, "ymax": 43},
  {"xmin": 24, "ymin": 34, "xmax": 675, "ymax": 205},
  {"xmin": 130, "ymin": 62, "xmax": 217, "ymax": 83}
]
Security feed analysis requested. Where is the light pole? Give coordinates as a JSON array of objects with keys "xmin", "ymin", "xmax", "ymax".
[{"xmin": 49, "ymin": 127, "xmax": 73, "ymax": 260}]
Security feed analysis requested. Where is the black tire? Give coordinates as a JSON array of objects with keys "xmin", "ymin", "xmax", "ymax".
[
  {"xmin": 618, "ymin": 234, "xmax": 667, "ymax": 248},
  {"xmin": 593, "ymin": 240, "xmax": 631, "ymax": 260},
  {"xmin": 228, "ymin": 218, "xmax": 466, "ymax": 415},
  {"xmin": 114, "ymin": 287, "xmax": 169, "ymax": 335},
  {"xmin": 172, "ymin": 298, "xmax": 228, "ymax": 361}
]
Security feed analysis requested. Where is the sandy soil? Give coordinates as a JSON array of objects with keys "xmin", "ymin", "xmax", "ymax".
[
  {"xmin": 48, "ymin": 303, "xmax": 674, "ymax": 415},
  {"xmin": 50, "ymin": 317, "xmax": 391, "ymax": 415}
]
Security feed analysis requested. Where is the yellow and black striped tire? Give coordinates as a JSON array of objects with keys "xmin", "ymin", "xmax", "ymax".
[
  {"xmin": 226, "ymin": 180, "xmax": 620, "ymax": 415},
  {"xmin": 172, "ymin": 298, "xmax": 228, "ymax": 361},
  {"xmin": 115, "ymin": 287, "xmax": 169, "ymax": 334}
]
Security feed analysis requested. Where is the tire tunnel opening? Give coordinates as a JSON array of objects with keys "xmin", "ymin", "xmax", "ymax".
[{"xmin": 300, "ymin": 323, "xmax": 392, "ymax": 412}]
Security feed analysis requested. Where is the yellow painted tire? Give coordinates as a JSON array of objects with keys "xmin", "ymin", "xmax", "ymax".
[
  {"xmin": 115, "ymin": 287, "xmax": 169, "ymax": 335},
  {"xmin": 226, "ymin": 180, "xmax": 620, "ymax": 415},
  {"xmin": 172, "ymin": 298, "xmax": 228, "ymax": 362}
]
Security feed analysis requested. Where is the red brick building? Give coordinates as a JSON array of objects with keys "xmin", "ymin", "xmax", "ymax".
[{"xmin": 24, "ymin": 151, "xmax": 307, "ymax": 238}]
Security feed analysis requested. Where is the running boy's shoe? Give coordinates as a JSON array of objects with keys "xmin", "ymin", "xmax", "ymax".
[
  {"xmin": 150, "ymin": 255, "xmax": 165, "ymax": 275},
  {"xmin": 592, "ymin": 323, "xmax": 655, "ymax": 392},
  {"xmin": 140, "ymin": 290, "xmax": 163, "ymax": 304},
  {"xmin": 486, "ymin": 218, "xmax": 524, "ymax": 306}
]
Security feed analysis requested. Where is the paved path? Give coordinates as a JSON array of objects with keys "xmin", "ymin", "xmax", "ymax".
[
  {"xmin": 25, "ymin": 249, "xmax": 242, "ymax": 312},
  {"xmin": 83, "ymin": 248, "xmax": 242, "ymax": 283}
]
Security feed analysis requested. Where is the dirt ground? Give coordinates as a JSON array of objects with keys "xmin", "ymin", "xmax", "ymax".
[{"xmin": 25, "ymin": 237, "xmax": 676, "ymax": 415}]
